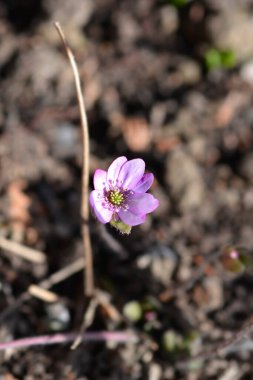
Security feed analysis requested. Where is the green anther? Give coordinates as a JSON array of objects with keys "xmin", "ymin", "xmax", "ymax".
[{"xmin": 107, "ymin": 190, "xmax": 124, "ymax": 206}]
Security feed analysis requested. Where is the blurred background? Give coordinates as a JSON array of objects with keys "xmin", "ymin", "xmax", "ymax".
[{"xmin": 1, "ymin": 0, "xmax": 253, "ymax": 378}]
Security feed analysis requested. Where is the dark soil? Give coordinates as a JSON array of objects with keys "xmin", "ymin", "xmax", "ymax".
[{"xmin": 1, "ymin": 0, "xmax": 253, "ymax": 378}]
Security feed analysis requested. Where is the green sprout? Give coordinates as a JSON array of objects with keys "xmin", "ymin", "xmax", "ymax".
[
  {"xmin": 204, "ymin": 48, "xmax": 236, "ymax": 71},
  {"xmin": 168, "ymin": 0, "xmax": 190, "ymax": 7}
]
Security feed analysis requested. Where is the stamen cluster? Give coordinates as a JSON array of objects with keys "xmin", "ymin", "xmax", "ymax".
[{"xmin": 106, "ymin": 188, "xmax": 125, "ymax": 207}]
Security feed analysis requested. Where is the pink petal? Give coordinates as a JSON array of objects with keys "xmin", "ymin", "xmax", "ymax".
[
  {"xmin": 90, "ymin": 190, "xmax": 113, "ymax": 223},
  {"xmin": 118, "ymin": 210, "xmax": 146, "ymax": 226},
  {"xmin": 133, "ymin": 173, "xmax": 154, "ymax": 193},
  {"xmin": 118, "ymin": 159, "xmax": 145, "ymax": 189},
  {"xmin": 94, "ymin": 169, "xmax": 107, "ymax": 190},
  {"xmin": 107, "ymin": 156, "xmax": 127, "ymax": 184},
  {"xmin": 128, "ymin": 193, "xmax": 159, "ymax": 215}
]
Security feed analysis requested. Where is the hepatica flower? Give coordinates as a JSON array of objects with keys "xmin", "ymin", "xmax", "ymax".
[{"xmin": 90, "ymin": 156, "xmax": 159, "ymax": 233}]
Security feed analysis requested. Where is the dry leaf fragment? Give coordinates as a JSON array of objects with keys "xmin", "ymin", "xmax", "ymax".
[
  {"xmin": 121, "ymin": 117, "xmax": 152, "ymax": 152},
  {"xmin": 7, "ymin": 180, "xmax": 31, "ymax": 240}
]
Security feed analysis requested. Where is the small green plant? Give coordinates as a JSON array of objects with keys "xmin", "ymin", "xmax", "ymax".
[
  {"xmin": 204, "ymin": 48, "xmax": 236, "ymax": 71},
  {"xmin": 162, "ymin": 329, "xmax": 200, "ymax": 357},
  {"xmin": 220, "ymin": 245, "xmax": 253, "ymax": 273},
  {"xmin": 168, "ymin": 0, "xmax": 190, "ymax": 7}
]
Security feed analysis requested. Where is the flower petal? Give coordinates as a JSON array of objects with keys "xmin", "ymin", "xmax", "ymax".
[
  {"xmin": 128, "ymin": 193, "xmax": 159, "ymax": 215},
  {"xmin": 133, "ymin": 173, "xmax": 154, "ymax": 193},
  {"xmin": 89, "ymin": 190, "xmax": 113, "ymax": 223},
  {"xmin": 118, "ymin": 159, "xmax": 145, "ymax": 189},
  {"xmin": 94, "ymin": 169, "xmax": 107, "ymax": 190},
  {"xmin": 118, "ymin": 209, "xmax": 146, "ymax": 226},
  {"xmin": 107, "ymin": 156, "xmax": 127, "ymax": 184}
]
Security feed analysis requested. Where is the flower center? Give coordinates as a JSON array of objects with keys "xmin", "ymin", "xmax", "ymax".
[{"xmin": 107, "ymin": 189, "xmax": 124, "ymax": 206}]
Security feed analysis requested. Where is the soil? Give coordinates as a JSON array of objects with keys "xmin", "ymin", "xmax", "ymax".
[{"xmin": 1, "ymin": 0, "xmax": 253, "ymax": 378}]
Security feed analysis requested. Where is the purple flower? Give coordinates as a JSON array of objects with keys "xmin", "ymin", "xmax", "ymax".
[{"xmin": 90, "ymin": 156, "xmax": 159, "ymax": 227}]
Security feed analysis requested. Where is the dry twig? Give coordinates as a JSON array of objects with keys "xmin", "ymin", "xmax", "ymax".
[
  {"xmin": 0, "ymin": 257, "xmax": 84, "ymax": 323},
  {"xmin": 28, "ymin": 285, "xmax": 59, "ymax": 303},
  {"xmin": 0, "ymin": 237, "xmax": 46, "ymax": 264},
  {"xmin": 54, "ymin": 22, "xmax": 94, "ymax": 297},
  {"xmin": 71, "ymin": 297, "xmax": 98, "ymax": 350},
  {"xmin": 176, "ymin": 316, "xmax": 253, "ymax": 368}
]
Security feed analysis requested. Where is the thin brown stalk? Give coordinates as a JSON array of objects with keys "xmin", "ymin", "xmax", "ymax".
[
  {"xmin": 54, "ymin": 22, "xmax": 94, "ymax": 297},
  {"xmin": 71, "ymin": 297, "xmax": 98, "ymax": 350}
]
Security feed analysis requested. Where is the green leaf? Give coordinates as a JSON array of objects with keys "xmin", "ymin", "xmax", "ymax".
[
  {"xmin": 204, "ymin": 49, "xmax": 222, "ymax": 70},
  {"xmin": 204, "ymin": 48, "xmax": 236, "ymax": 71},
  {"xmin": 220, "ymin": 50, "xmax": 236, "ymax": 68}
]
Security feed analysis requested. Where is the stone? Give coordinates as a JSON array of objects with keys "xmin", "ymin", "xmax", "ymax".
[
  {"xmin": 208, "ymin": 9, "xmax": 253, "ymax": 62},
  {"xmin": 137, "ymin": 244, "xmax": 178, "ymax": 286},
  {"xmin": 166, "ymin": 148, "xmax": 206, "ymax": 212}
]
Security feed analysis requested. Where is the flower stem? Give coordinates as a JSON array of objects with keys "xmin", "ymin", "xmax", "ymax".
[
  {"xmin": 54, "ymin": 22, "xmax": 94, "ymax": 297},
  {"xmin": 0, "ymin": 331, "xmax": 137, "ymax": 351}
]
